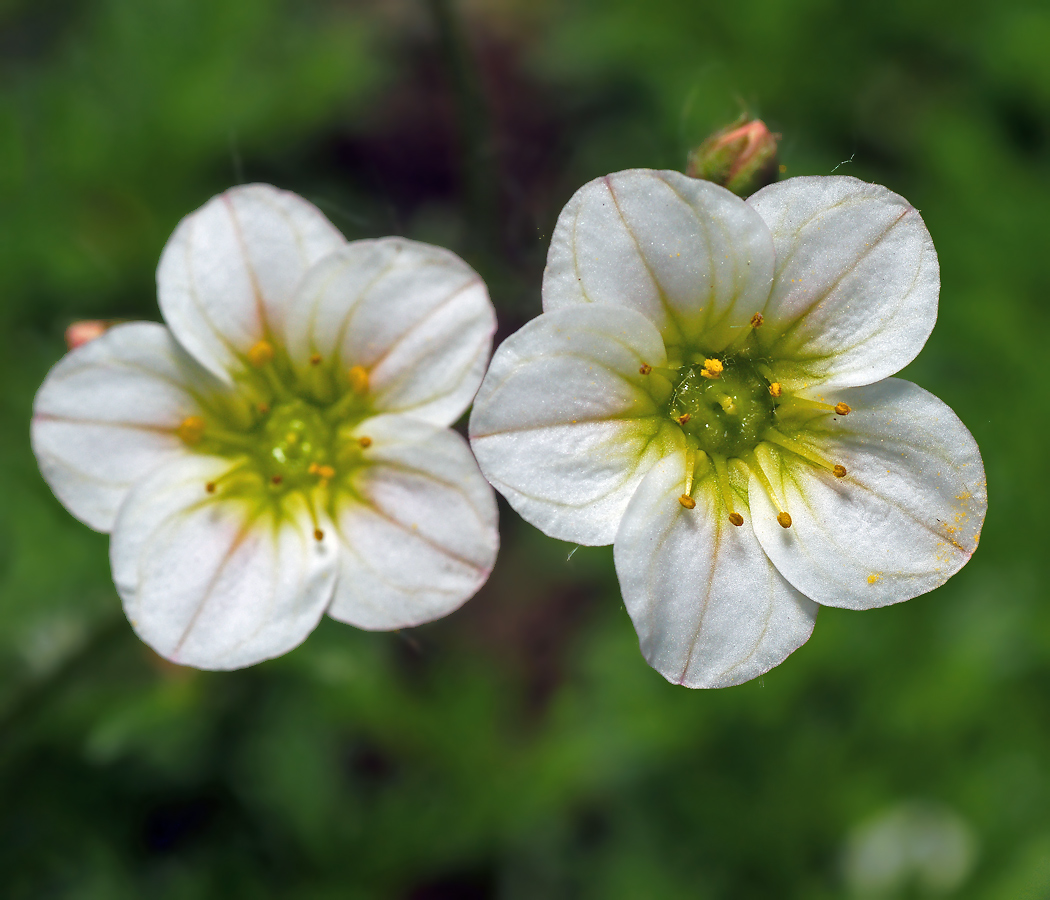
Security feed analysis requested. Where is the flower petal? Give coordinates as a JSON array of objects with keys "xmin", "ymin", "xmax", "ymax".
[
  {"xmin": 614, "ymin": 450, "xmax": 818, "ymax": 688},
  {"xmin": 327, "ymin": 415, "xmax": 498, "ymax": 630},
  {"xmin": 469, "ymin": 304, "xmax": 680, "ymax": 546},
  {"xmin": 111, "ymin": 454, "xmax": 337, "ymax": 670},
  {"xmin": 157, "ymin": 184, "xmax": 345, "ymax": 382},
  {"xmin": 748, "ymin": 176, "xmax": 938, "ymax": 389},
  {"xmin": 284, "ymin": 238, "xmax": 494, "ymax": 426},
  {"xmin": 542, "ymin": 169, "xmax": 775, "ymax": 350},
  {"xmin": 31, "ymin": 322, "xmax": 226, "ymax": 532},
  {"xmin": 749, "ymin": 378, "xmax": 986, "ymax": 609}
]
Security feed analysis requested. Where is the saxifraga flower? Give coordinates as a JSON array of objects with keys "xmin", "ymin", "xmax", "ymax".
[
  {"xmin": 33, "ymin": 184, "xmax": 499, "ymax": 669},
  {"xmin": 469, "ymin": 170, "xmax": 986, "ymax": 688}
]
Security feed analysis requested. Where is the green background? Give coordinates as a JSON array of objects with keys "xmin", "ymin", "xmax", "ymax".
[{"xmin": 0, "ymin": 0, "xmax": 1045, "ymax": 896}]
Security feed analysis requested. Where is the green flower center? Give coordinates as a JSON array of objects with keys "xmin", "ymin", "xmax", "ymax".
[
  {"xmin": 176, "ymin": 342, "xmax": 374, "ymax": 529},
  {"xmin": 667, "ymin": 356, "xmax": 775, "ymax": 458}
]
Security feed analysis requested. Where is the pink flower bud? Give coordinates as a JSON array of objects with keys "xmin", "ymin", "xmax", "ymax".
[
  {"xmin": 686, "ymin": 118, "xmax": 780, "ymax": 197},
  {"xmin": 65, "ymin": 320, "xmax": 110, "ymax": 350}
]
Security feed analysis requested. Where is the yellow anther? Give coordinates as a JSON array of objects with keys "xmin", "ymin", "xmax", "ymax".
[
  {"xmin": 205, "ymin": 481, "xmax": 216, "ymax": 494},
  {"xmin": 701, "ymin": 358, "xmax": 724, "ymax": 379},
  {"xmin": 679, "ymin": 494, "xmax": 696, "ymax": 509},
  {"xmin": 639, "ymin": 362, "xmax": 652, "ymax": 375},
  {"xmin": 833, "ymin": 465, "xmax": 847, "ymax": 478},
  {"xmin": 728, "ymin": 512, "xmax": 744, "ymax": 527},
  {"xmin": 358, "ymin": 436, "xmax": 373, "ymax": 448},
  {"xmin": 676, "ymin": 413, "xmax": 692, "ymax": 425},
  {"xmin": 309, "ymin": 353, "xmax": 322, "ymax": 366},
  {"xmin": 313, "ymin": 529, "xmax": 324, "ymax": 542},
  {"xmin": 777, "ymin": 511, "xmax": 792, "ymax": 529},
  {"xmin": 257, "ymin": 402, "xmax": 270, "ymax": 415},
  {"xmin": 177, "ymin": 415, "xmax": 206, "ymax": 445},
  {"xmin": 835, "ymin": 402, "xmax": 851, "ymax": 416},
  {"xmin": 769, "ymin": 382, "xmax": 782, "ymax": 398},
  {"xmin": 750, "ymin": 312, "xmax": 764, "ymax": 328},
  {"xmin": 316, "ymin": 465, "xmax": 335, "ymax": 480},
  {"xmin": 348, "ymin": 365, "xmax": 369, "ymax": 394},
  {"xmin": 247, "ymin": 340, "xmax": 274, "ymax": 368}
]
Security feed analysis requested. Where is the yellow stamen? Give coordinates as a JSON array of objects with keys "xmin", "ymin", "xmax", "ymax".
[
  {"xmin": 307, "ymin": 463, "xmax": 336, "ymax": 480},
  {"xmin": 313, "ymin": 529, "xmax": 324, "ymax": 541},
  {"xmin": 744, "ymin": 451, "xmax": 792, "ymax": 527},
  {"xmin": 762, "ymin": 429, "xmax": 845, "ymax": 477},
  {"xmin": 177, "ymin": 415, "xmax": 206, "ymax": 445},
  {"xmin": 358, "ymin": 436, "xmax": 372, "ymax": 448},
  {"xmin": 835, "ymin": 402, "xmax": 851, "ymax": 416},
  {"xmin": 700, "ymin": 358, "xmax": 724, "ymax": 380},
  {"xmin": 257, "ymin": 402, "xmax": 270, "ymax": 416},
  {"xmin": 777, "ymin": 511, "xmax": 792, "ymax": 529},
  {"xmin": 348, "ymin": 365, "xmax": 369, "ymax": 395},
  {"xmin": 750, "ymin": 312, "xmax": 764, "ymax": 328},
  {"xmin": 676, "ymin": 413, "xmax": 692, "ymax": 425},
  {"xmin": 679, "ymin": 495, "xmax": 696, "ymax": 509},
  {"xmin": 310, "ymin": 353, "xmax": 322, "ymax": 366},
  {"xmin": 712, "ymin": 454, "xmax": 740, "ymax": 527},
  {"xmin": 205, "ymin": 482, "xmax": 216, "ymax": 494},
  {"xmin": 639, "ymin": 362, "xmax": 652, "ymax": 375},
  {"xmin": 247, "ymin": 340, "xmax": 274, "ymax": 368},
  {"xmin": 833, "ymin": 464, "xmax": 847, "ymax": 478},
  {"xmin": 769, "ymin": 382, "xmax": 782, "ymax": 398},
  {"xmin": 729, "ymin": 512, "xmax": 744, "ymax": 527}
]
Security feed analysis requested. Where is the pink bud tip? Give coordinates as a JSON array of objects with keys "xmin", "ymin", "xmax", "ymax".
[{"xmin": 65, "ymin": 320, "xmax": 109, "ymax": 350}]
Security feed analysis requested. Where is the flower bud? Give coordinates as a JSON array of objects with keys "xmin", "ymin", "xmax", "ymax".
[
  {"xmin": 685, "ymin": 118, "xmax": 780, "ymax": 197},
  {"xmin": 65, "ymin": 320, "xmax": 111, "ymax": 350}
]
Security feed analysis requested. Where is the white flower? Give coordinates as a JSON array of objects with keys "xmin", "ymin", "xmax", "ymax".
[
  {"xmin": 33, "ymin": 184, "xmax": 499, "ymax": 670},
  {"xmin": 470, "ymin": 170, "xmax": 986, "ymax": 688}
]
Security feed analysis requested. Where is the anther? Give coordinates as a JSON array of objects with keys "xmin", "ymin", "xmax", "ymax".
[
  {"xmin": 348, "ymin": 365, "xmax": 369, "ymax": 395},
  {"xmin": 271, "ymin": 475, "xmax": 283, "ymax": 485},
  {"xmin": 676, "ymin": 413, "xmax": 692, "ymax": 425},
  {"xmin": 700, "ymin": 358, "xmax": 724, "ymax": 379},
  {"xmin": 728, "ymin": 512, "xmax": 744, "ymax": 527},
  {"xmin": 313, "ymin": 529, "xmax": 324, "ymax": 541},
  {"xmin": 205, "ymin": 482, "xmax": 216, "ymax": 494},
  {"xmin": 248, "ymin": 340, "xmax": 275, "ymax": 368},
  {"xmin": 777, "ymin": 511, "xmax": 793, "ymax": 529},
  {"xmin": 835, "ymin": 402, "xmax": 851, "ymax": 416},
  {"xmin": 833, "ymin": 465, "xmax": 847, "ymax": 478},
  {"xmin": 639, "ymin": 362, "xmax": 652, "ymax": 376},
  {"xmin": 679, "ymin": 494, "xmax": 696, "ymax": 509},
  {"xmin": 257, "ymin": 402, "xmax": 270, "ymax": 415},
  {"xmin": 310, "ymin": 353, "xmax": 322, "ymax": 366},
  {"xmin": 750, "ymin": 312, "xmax": 764, "ymax": 328},
  {"xmin": 358, "ymin": 436, "xmax": 372, "ymax": 448},
  {"xmin": 177, "ymin": 415, "xmax": 206, "ymax": 445},
  {"xmin": 769, "ymin": 382, "xmax": 782, "ymax": 398},
  {"xmin": 307, "ymin": 463, "xmax": 336, "ymax": 479}
]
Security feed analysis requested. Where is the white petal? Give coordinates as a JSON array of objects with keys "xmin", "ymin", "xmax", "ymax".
[
  {"xmin": 328, "ymin": 415, "xmax": 498, "ymax": 630},
  {"xmin": 31, "ymin": 322, "xmax": 226, "ymax": 532},
  {"xmin": 614, "ymin": 450, "xmax": 818, "ymax": 688},
  {"xmin": 749, "ymin": 378, "xmax": 986, "ymax": 609},
  {"xmin": 112, "ymin": 454, "xmax": 337, "ymax": 670},
  {"xmin": 469, "ymin": 304, "xmax": 680, "ymax": 546},
  {"xmin": 543, "ymin": 169, "xmax": 775, "ymax": 349},
  {"xmin": 284, "ymin": 238, "xmax": 494, "ymax": 426},
  {"xmin": 748, "ymin": 176, "xmax": 938, "ymax": 389},
  {"xmin": 157, "ymin": 184, "xmax": 345, "ymax": 382}
]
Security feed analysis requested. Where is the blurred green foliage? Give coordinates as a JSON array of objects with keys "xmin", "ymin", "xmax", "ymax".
[{"xmin": 1, "ymin": 0, "xmax": 1048, "ymax": 896}]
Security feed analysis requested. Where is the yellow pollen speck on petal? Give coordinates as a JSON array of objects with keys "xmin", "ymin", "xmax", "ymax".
[
  {"xmin": 835, "ymin": 402, "xmax": 851, "ymax": 415},
  {"xmin": 769, "ymin": 382, "xmax": 782, "ymax": 398},
  {"xmin": 314, "ymin": 529, "xmax": 324, "ymax": 541},
  {"xmin": 358, "ymin": 436, "xmax": 372, "ymax": 448},
  {"xmin": 348, "ymin": 365, "xmax": 369, "ymax": 394},
  {"xmin": 679, "ymin": 494, "xmax": 696, "ymax": 509},
  {"xmin": 248, "ymin": 340, "xmax": 274, "ymax": 368},
  {"xmin": 701, "ymin": 358, "xmax": 724, "ymax": 379},
  {"xmin": 833, "ymin": 465, "xmax": 847, "ymax": 478},
  {"xmin": 177, "ymin": 415, "xmax": 206, "ymax": 444},
  {"xmin": 639, "ymin": 362, "xmax": 652, "ymax": 375},
  {"xmin": 750, "ymin": 313, "xmax": 764, "ymax": 328},
  {"xmin": 310, "ymin": 353, "xmax": 322, "ymax": 366},
  {"xmin": 777, "ymin": 511, "xmax": 792, "ymax": 528},
  {"xmin": 867, "ymin": 573, "xmax": 883, "ymax": 585},
  {"xmin": 728, "ymin": 512, "xmax": 744, "ymax": 527}
]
